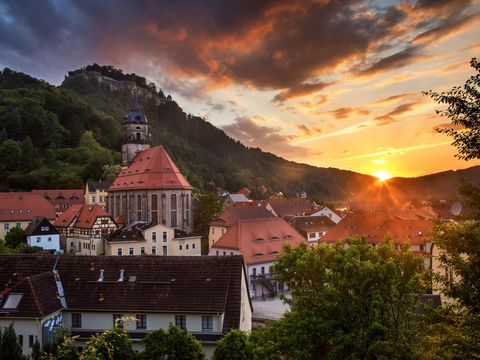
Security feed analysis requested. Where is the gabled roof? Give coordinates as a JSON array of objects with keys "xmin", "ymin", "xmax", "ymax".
[
  {"xmin": 212, "ymin": 218, "xmax": 307, "ymax": 265},
  {"xmin": 53, "ymin": 204, "xmax": 114, "ymax": 229},
  {"xmin": 86, "ymin": 180, "xmax": 112, "ymax": 192},
  {"xmin": 0, "ymin": 193, "xmax": 56, "ymax": 221},
  {"xmin": 267, "ymin": 198, "xmax": 316, "ymax": 217},
  {"xmin": 109, "ymin": 146, "xmax": 192, "ymax": 191},
  {"xmin": 211, "ymin": 204, "xmax": 276, "ymax": 227},
  {"xmin": 32, "ymin": 189, "xmax": 84, "ymax": 202},
  {"xmin": 0, "ymin": 255, "xmax": 248, "ymax": 333},
  {"xmin": 0, "ymin": 271, "xmax": 62, "ymax": 318},
  {"xmin": 321, "ymin": 211, "xmax": 433, "ymax": 245},
  {"xmin": 227, "ymin": 194, "xmax": 250, "ymax": 203}
]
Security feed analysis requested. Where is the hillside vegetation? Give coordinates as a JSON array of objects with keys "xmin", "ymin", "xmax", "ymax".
[{"xmin": 1, "ymin": 65, "xmax": 479, "ymax": 201}]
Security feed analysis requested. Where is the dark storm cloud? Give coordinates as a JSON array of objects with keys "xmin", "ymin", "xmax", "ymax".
[{"xmin": 0, "ymin": 0, "xmax": 477, "ymax": 94}]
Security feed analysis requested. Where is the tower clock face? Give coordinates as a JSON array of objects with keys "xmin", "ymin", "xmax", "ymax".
[{"xmin": 136, "ymin": 144, "xmax": 142, "ymax": 151}]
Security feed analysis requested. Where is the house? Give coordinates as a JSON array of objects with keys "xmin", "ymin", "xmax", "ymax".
[
  {"xmin": 288, "ymin": 215, "xmax": 336, "ymax": 244},
  {"xmin": 208, "ymin": 203, "xmax": 277, "ymax": 249},
  {"xmin": 0, "ymin": 255, "xmax": 252, "ymax": 357},
  {"xmin": 321, "ymin": 210, "xmax": 434, "ymax": 269},
  {"xmin": 224, "ymin": 193, "xmax": 251, "ymax": 208},
  {"xmin": 236, "ymin": 188, "xmax": 252, "ymax": 198},
  {"xmin": 0, "ymin": 193, "xmax": 56, "ymax": 239},
  {"xmin": 31, "ymin": 189, "xmax": 84, "ymax": 217},
  {"xmin": 307, "ymin": 206, "xmax": 343, "ymax": 224},
  {"xmin": 209, "ymin": 217, "xmax": 307, "ymax": 298},
  {"xmin": 85, "ymin": 180, "xmax": 112, "ymax": 209},
  {"xmin": 24, "ymin": 217, "xmax": 60, "ymax": 252},
  {"xmin": 53, "ymin": 204, "xmax": 117, "ymax": 255},
  {"xmin": 104, "ymin": 223, "xmax": 201, "ymax": 256}
]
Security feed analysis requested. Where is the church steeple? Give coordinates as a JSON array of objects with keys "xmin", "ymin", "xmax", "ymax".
[{"xmin": 121, "ymin": 86, "xmax": 151, "ymax": 167}]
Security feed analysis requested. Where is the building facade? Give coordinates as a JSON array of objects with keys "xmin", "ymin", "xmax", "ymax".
[
  {"xmin": 24, "ymin": 217, "xmax": 61, "ymax": 252},
  {"xmin": 53, "ymin": 204, "xmax": 117, "ymax": 255},
  {"xmin": 32, "ymin": 189, "xmax": 84, "ymax": 217},
  {"xmin": 85, "ymin": 180, "xmax": 112, "ymax": 209}
]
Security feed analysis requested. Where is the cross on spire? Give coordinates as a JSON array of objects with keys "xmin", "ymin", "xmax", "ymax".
[{"xmin": 131, "ymin": 86, "xmax": 139, "ymax": 111}]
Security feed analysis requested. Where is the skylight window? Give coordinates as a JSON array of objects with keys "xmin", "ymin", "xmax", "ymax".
[{"xmin": 2, "ymin": 294, "xmax": 23, "ymax": 309}]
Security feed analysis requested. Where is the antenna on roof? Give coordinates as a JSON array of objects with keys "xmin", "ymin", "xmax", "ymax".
[{"xmin": 450, "ymin": 201, "xmax": 462, "ymax": 216}]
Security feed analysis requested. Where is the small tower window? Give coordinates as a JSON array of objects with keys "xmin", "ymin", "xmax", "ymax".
[{"xmin": 136, "ymin": 133, "xmax": 141, "ymax": 141}]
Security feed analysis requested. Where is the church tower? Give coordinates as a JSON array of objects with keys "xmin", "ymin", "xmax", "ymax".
[{"xmin": 122, "ymin": 87, "xmax": 150, "ymax": 166}]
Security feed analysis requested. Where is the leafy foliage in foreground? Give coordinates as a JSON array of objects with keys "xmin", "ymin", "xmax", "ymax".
[{"xmin": 252, "ymin": 238, "xmax": 427, "ymax": 360}]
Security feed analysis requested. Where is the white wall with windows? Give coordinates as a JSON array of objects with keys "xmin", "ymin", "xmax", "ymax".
[{"xmin": 27, "ymin": 233, "xmax": 60, "ymax": 251}]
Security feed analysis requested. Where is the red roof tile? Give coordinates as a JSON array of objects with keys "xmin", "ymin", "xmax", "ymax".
[
  {"xmin": 212, "ymin": 218, "xmax": 307, "ymax": 265},
  {"xmin": 53, "ymin": 204, "xmax": 114, "ymax": 229},
  {"xmin": 267, "ymin": 198, "xmax": 316, "ymax": 217},
  {"xmin": 109, "ymin": 146, "xmax": 192, "ymax": 191},
  {"xmin": 211, "ymin": 204, "xmax": 276, "ymax": 227},
  {"xmin": 321, "ymin": 211, "xmax": 433, "ymax": 245},
  {"xmin": 0, "ymin": 193, "xmax": 56, "ymax": 221}
]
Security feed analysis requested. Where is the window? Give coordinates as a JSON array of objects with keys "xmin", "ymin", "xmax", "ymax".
[
  {"xmin": 29, "ymin": 335, "xmax": 34, "ymax": 348},
  {"xmin": 18, "ymin": 335, "xmax": 23, "ymax": 347},
  {"xmin": 117, "ymin": 248, "xmax": 123, "ymax": 256},
  {"xmin": 48, "ymin": 237, "xmax": 52, "ymax": 242},
  {"xmin": 152, "ymin": 231, "xmax": 157, "ymax": 243},
  {"xmin": 170, "ymin": 194, "xmax": 177, "ymax": 227},
  {"xmin": 216, "ymin": 251, "xmax": 219, "ymax": 256},
  {"xmin": 221, "ymin": 228, "xmax": 225, "ymax": 235},
  {"xmin": 162, "ymin": 246, "xmax": 167, "ymax": 256},
  {"xmin": 151, "ymin": 194, "xmax": 158, "ymax": 224},
  {"xmin": 16, "ymin": 223, "xmax": 21, "ymax": 228},
  {"xmin": 92, "ymin": 196, "xmax": 96, "ymax": 203},
  {"xmin": 140, "ymin": 246, "xmax": 145, "ymax": 255},
  {"xmin": 252, "ymin": 268, "xmax": 256, "ymax": 277},
  {"xmin": 202, "ymin": 316, "xmax": 213, "ymax": 332},
  {"xmin": 261, "ymin": 266, "xmax": 265, "ymax": 275},
  {"xmin": 211, "ymin": 228, "xmax": 215, "ymax": 234},
  {"xmin": 420, "ymin": 244, "xmax": 425, "ymax": 251},
  {"xmin": 175, "ymin": 315, "xmax": 186, "ymax": 330},
  {"xmin": 152, "ymin": 246, "xmax": 156, "ymax": 255},
  {"xmin": 36, "ymin": 237, "xmax": 41, "ymax": 243},
  {"xmin": 4, "ymin": 223, "xmax": 9, "ymax": 231},
  {"xmin": 72, "ymin": 313, "xmax": 82, "ymax": 328},
  {"xmin": 192, "ymin": 243, "xmax": 196, "ymax": 249},
  {"xmin": 136, "ymin": 314, "xmax": 147, "ymax": 329},
  {"xmin": 113, "ymin": 314, "xmax": 124, "ymax": 327},
  {"xmin": 223, "ymin": 251, "xmax": 227, "ymax": 256},
  {"xmin": 179, "ymin": 245, "xmax": 183, "ymax": 251},
  {"xmin": 186, "ymin": 244, "xmax": 189, "ymax": 250},
  {"xmin": 163, "ymin": 231, "xmax": 167, "ymax": 242},
  {"xmin": 129, "ymin": 247, "xmax": 134, "ymax": 256}
]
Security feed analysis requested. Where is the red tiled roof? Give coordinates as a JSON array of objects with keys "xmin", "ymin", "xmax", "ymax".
[
  {"xmin": 0, "ymin": 255, "xmax": 248, "ymax": 333},
  {"xmin": 236, "ymin": 188, "xmax": 251, "ymax": 197},
  {"xmin": 289, "ymin": 215, "xmax": 336, "ymax": 233},
  {"xmin": 32, "ymin": 189, "xmax": 84, "ymax": 202},
  {"xmin": 212, "ymin": 218, "xmax": 307, "ymax": 265},
  {"xmin": 267, "ymin": 198, "xmax": 316, "ymax": 217},
  {"xmin": 321, "ymin": 211, "xmax": 433, "ymax": 245},
  {"xmin": 53, "ymin": 204, "xmax": 114, "ymax": 229},
  {"xmin": 0, "ymin": 193, "xmax": 56, "ymax": 221},
  {"xmin": 109, "ymin": 146, "xmax": 192, "ymax": 191},
  {"xmin": 211, "ymin": 204, "xmax": 276, "ymax": 227}
]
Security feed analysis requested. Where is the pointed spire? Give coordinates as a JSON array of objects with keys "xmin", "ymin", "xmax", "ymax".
[{"xmin": 131, "ymin": 86, "xmax": 139, "ymax": 111}]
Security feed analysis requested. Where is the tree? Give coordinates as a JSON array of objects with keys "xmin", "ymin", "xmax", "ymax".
[
  {"xmin": 253, "ymin": 238, "xmax": 427, "ymax": 360},
  {"xmin": 5, "ymin": 227, "xmax": 25, "ymax": 249},
  {"xmin": 80, "ymin": 326, "xmax": 135, "ymax": 360},
  {"xmin": 31, "ymin": 339, "xmax": 41, "ymax": 360},
  {"xmin": 40, "ymin": 328, "xmax": 79, "ymax": 360},
  {"xmin": 424, "ymin": 58, "xmax": 480, "ymax": 160},
  {"xmin": 0, "ymin": 323, "xmax": 24, "ymax": 360},
  {"xmin": 141, "ymin": 324, "xmax": 205, "ymax": 360},
  {"xmin": 193, "ymin": 190, "xmax": 223, "ymax": 237},
  {"xmin": 212, "ymin": 329, "xmax": 253, "ymax": 360}
]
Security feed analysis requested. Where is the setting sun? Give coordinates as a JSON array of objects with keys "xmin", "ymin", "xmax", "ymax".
[{"xmin": 374, "ymin": 170, "xmax": 392, "ymax": 181}]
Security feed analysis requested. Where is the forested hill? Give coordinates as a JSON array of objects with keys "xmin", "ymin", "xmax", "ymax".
[{"xmin": 0, "ymin": 66, "xmax": 479, "ymax": 201}]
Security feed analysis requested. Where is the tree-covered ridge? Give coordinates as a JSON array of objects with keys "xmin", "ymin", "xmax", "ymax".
[
  {"xmin": 0, "ymin": 68, "xmax": 120, "ymax": 190},
  {"xmin": 67, "ymin": 63, "xmax": 165, "ymax": 98}
]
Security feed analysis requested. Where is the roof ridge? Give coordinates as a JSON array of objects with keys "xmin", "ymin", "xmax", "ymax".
[{"xmin": 27, "ymin": 276, "xmax": 45, "ymax": 316}]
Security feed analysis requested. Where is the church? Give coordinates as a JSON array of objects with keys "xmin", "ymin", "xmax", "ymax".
[{"xmin": 107, "ymin": 88, "xmax": 194, "ymax": 233}]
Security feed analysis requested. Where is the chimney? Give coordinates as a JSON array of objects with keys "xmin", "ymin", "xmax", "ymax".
[
  {"xmin": 98, "ymin": 269, "xmax": 104, "ymax": 282},
  {"xmin": 118, "ymin": 269, "xmax": 125, "ymax": 282}
]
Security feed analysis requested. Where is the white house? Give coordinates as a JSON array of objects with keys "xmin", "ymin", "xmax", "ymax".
[
  {"xmin": 308, "ymin": 206, "xmax": 343, "ymax": 224},
  {"xmin": 24, "ymin": 217, "xmax": 61, "ymax": 252}
]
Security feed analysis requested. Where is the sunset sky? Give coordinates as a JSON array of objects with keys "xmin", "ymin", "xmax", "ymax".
[{"xmin": 1, "ymin": 0, "xmax": 479, "ymax": 178}]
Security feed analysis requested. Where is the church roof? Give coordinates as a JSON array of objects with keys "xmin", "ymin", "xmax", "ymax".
[{"xmin": 109, "ymin": 146, "xmax": 193, "ymax": 191}]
